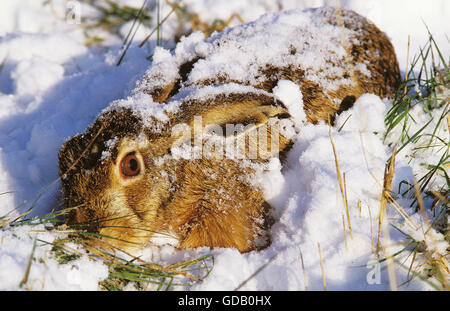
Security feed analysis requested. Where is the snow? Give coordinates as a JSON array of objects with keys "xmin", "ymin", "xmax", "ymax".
[
  {"xmin": 0, "ymin": 224, "xmax": 108, "ymax": 290},
  {"xmin": 182, "ymin": 0, "xmax": 450, "ymax": 72},
  {"xmin": 0, "ymin": 0, "xmax": 448, "ymax": 291},
  {"xmin": 273, "ymin": 80, "xmax": 306, "ymax": 127}
]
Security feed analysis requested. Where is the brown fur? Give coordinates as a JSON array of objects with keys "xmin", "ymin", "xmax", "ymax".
[{"xmin": 58, "ymin": 7, "xmax": 401, "ymax": 253}]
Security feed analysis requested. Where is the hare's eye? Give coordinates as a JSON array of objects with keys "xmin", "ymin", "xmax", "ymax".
[{"xmin": 120, "ymin": 153, "xmax": 141, "ymax": 178}]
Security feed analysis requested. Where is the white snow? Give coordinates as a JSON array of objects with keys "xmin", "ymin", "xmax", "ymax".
[
  {"xmin": 180, "ymin": 0, "xmax": 450, "ymax": 72},
  {"xmin": 0, "ymin": 224, "xmax": 108, "ymax": 290},
  {"xmin": 273, "ymin": 80, "xmax": 306, "ymax": 127},
  {"xmin": 0, "ymin": 0, "xmax": 448, "ymax": 291}
]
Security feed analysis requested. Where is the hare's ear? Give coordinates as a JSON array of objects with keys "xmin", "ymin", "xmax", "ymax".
[
  {"xmin": 141, "ymin": 58, "xmax": 202, "ymax": 103},
  {"xmin": 198, "ymin": 98, "xmax": 290, "ymax": 136},
  {"xmin": 150, "ymin": 82, "xmax": 176, "ymax": 103},
  {"xmin": 170, "ymin": 94, "xmax": 292, "ymax": 159}
]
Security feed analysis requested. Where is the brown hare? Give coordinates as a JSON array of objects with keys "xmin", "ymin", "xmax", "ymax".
[{"xmin": 58, "ymin": 7, "xmax": 401, "ymax": 253}]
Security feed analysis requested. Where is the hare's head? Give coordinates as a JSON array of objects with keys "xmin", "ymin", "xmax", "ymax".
[{"xmin": 58, "ymin": 108, "xmax": 177, "ymax": 250}]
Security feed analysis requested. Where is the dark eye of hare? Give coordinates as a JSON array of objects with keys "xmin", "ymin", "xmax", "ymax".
[{"xmin": 120, "ymin": 152, "xmax": 141, "ymax": 178}]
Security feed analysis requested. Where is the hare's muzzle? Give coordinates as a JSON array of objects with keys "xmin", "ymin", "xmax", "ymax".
[{"xmin": 64, "ymin": 194, "xmax": 108, "ymax": 233}]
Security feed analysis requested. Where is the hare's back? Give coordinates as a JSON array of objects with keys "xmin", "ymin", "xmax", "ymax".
[{"xmin": 136, "ymin": 7, "xmax": 400, "ymax": 123}]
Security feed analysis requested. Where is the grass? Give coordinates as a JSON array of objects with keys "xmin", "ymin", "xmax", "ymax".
[
  {"xmin": 385, "ymin": 221, "xmax": 449, "ymax": 291},
  {"xmin": 43, "ymin": 0, "xmax": 246, "ymax": 64},
  {"xmin": 1, "ymin": 194, "xmax": 214, "ymax": 291},
  {"xmin": 318, "ymin": 242, "xmax": 327, "ymax": 291},
  {"xmin": 329, "ymin": 123, "xmax": 354, "ymax": 240},
  {"xmin": 117, "ymin": 0, "xmax": 245, "ymax": 64},
  {"xmin": 377, "ymin": 32, "xmax": 449, "ymax": 290},
  {"xmin": 384, "ymin": 32, "xmax": 449, "ymax": 210},
  {"xmin": 44, "ymin": 0, "xmax": 155, "ymax": 46}
]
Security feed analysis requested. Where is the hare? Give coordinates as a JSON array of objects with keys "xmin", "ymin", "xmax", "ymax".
[{"xmin": 58, "ymin": 7, "xmax": 401, "ymax": 253}]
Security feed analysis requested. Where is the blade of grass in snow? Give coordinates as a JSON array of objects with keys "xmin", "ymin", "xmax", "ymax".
[
  {"xmin": 19, "ymin": 237, "xmax": 37, "ymax": 289},
  {"xmin": 299, "ymin": 248, "xmax": 308, "ymax": 291},
  {"xmin": 318, "ymin": 242, "xmax": 327, "ymax": 291},
  {"xmin": 377, "ymin": 146, "xmax": 397, "ymax": 251},
  {"xmin": 138, "ymin": 5, "xmax": 176, "ymax": 47},
  {"xmin": 329, "ymin": 124, "xmax": 353, "ymax": 239},
  {"xmin": 234, "ymin": 252, "xmax": 279, "ymax": 291},
  {"xmin": 116, "ymin": 0, "xmax": 149, "ymax": 66},
  {"xmin": 384, "ymin": 33, "xmax": 449, "ymax": 218}
]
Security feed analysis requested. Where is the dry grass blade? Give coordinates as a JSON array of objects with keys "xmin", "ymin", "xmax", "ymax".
[
  {"xmin": 115, "ymin": 248, "xmax": 202, "ymax": 282},
  {"xmin": 404, "ymin": 35, "xmax": 411, "ymax": 96},
  {"xmin": 384, "ymin": 192, "xmax": 419, "ymax": 230},
  {"xmin": 53, "ymin": 238, "xmax": 85, "ymax": 257},
  {"xmin": 342, "ymin": 214, "xmax": 348, "ymax": 251},
  {"xmin": 299, "ymin": 248, "xmax": 308, "ymax": 291},
  {"xmin": 165, "ymin": 255, "xmax": 212, "ymax": 272},
  {"xmin": 27, "ymin": 229, "xmax": 79, "ymax": 234},
  {"xmin": 377, "ymin": 146, "xmax": 397, "ymax": 251},
  {"xmin": 329, "ymin": 124, "xmax": 353, "ymax": 239},
  {"xmin": 413, "ymin": 179, "xmax": 430, "ymax": 228},
  {"xmin": 19, "ymin": 237, "xmax": 37, "ymax": 289},
  {"xmin": 430, "ymin": 190, "xmax": 449, "ymax": 204},
  {"xmin": 62, "ymin": 124, "xmax": 105, "ymax": 178},
  {"xmin": 165, "ymin": 258, "xmax": 197, "ymax": 269},
  {"xmin": 234, "ymin": 252, "xmax": 279, "ymax": 291},
  {"xmin": 0, "ymin": 210, "xmax": 31, "ymax": 228},
  {"xmin": 191, "ymin": 12, "xmax": 244, "ymax": 37},
  {"xmin": 138, "ymin": 5, "xmax": 176, "ymax": 47},
  {"xmin": 318, "ymin": 243, "xmax": 327, "ymax": 291}
]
